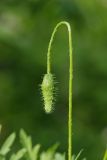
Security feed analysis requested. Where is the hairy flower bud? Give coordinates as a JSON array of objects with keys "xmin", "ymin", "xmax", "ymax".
[{"xmin": 41, "ymin": 74, "xmax": 55, "ymax": 113}]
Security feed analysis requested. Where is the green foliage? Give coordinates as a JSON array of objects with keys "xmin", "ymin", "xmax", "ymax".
[
  {"xmin": 72, "ymin": 150, "xmax": 83, "ymax": 160},
  {"xmin": 54, "ymin": 153, "xmax": 65, "ymax": 160},
  {"xmin": 0, "ymin": 133, "xmax": 16, "ymax": 156},
  {"xmin": 72, "ymin": 150, "xmax": 87, "ymax": 160},
  {"xmin": 20, "ymin": 129, "xmax": 40, "ymax": 160},
  {"xmin": 9, "ymin": 149, "xmax": 26, "ymax": 160},
  {"xmin": 0, "ymin": 129, "xmax": 66, "ymax": 160},
  {"xmin": 40, "ymin": 144, "xmax": 59, "ymax": 160},
  {"xmin": 103, "ymin": 150, "xmax": 107, "ymax": 160},
  {"xmin": 0, "ymin": 128, "xmax": 107, "ymax": 160}
]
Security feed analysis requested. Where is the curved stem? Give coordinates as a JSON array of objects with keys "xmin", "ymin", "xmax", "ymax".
[{"xmin": 47, "ymin": 21, "xmax": 73, "ymax": 160}]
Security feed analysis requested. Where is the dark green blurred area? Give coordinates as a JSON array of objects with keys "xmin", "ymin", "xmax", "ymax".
[{"xmin": 0, "ymin": 0, "xmax": 107, "ymax": 159}]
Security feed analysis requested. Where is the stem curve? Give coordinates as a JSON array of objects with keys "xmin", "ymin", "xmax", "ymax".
[{"xmin": 47, "ymin": 21, "xmax": 73, "ymax": 160}]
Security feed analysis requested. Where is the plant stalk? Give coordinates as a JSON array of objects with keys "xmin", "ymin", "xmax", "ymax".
[{"xmin": 47, "ymin": 21, "xmax": 73, "ymax": 160}]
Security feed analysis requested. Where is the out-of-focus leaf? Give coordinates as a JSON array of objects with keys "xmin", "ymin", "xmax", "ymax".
[
  {"xmin": 54, "ymin": 152, "xmax": 65, "ymax": 160},
  {"xmin": 0, "ymin": 133, "xmax": 16, "ymax": 156},
  {"xmin": 20, "ymin": 129, "xmax": 33, "ymax": 160},
  {"xmin": 103, "ymin": 150, "xmax": 107, "ymax": 160},
  {"xmin": 20, "ymin": 129, "xmax": 40, "ymax": 160},
  {"xmin": 74, "ymin": 149, "xmax": 83, "ymax": 160},
  {"xmin": 72, "ymin": 155, "xmax": 75, "ymax": 160},
  {"xmin": 0, "ymin": 155, "xmax": 5, "ymax": 160},
  {"xmin": 9, "ymin": 148, "xmax": 26, "ymax": 160},
  {"xmin": 40, "ymin": 143, "xmax": 59, "ymax": 160},
  {"xmin": 32, "ymin": 144, "xmax": 40, "ymax": 160}
]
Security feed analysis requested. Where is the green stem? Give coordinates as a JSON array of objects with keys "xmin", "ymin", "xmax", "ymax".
[{"xmin": 47, "ymin": 21, "xmax": 73, "ymax": 160}]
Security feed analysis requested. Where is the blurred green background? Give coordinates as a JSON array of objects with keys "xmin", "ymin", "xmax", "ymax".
[{"xmin": 0, "ymin": 0, "xmax": 107, "ymax": 159}]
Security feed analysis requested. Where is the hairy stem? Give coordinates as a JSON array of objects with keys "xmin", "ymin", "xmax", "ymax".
[{"xmin": 47, "ymin": 21, "xmax": 73, "ymax": 160}]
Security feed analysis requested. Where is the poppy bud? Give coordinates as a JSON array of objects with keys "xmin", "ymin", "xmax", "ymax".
[{"xmin": 41, "ymin": 74, "xmax": 55, "ymax": 113}]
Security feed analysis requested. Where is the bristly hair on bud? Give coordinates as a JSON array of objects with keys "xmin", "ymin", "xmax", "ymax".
[{"xmin": 41, "ymin": 73, "xmax": 55, "ymax": 113}]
